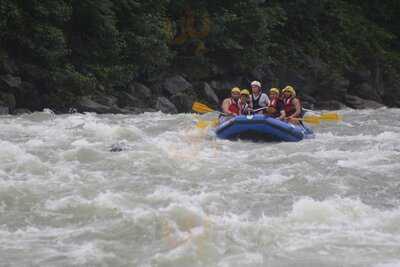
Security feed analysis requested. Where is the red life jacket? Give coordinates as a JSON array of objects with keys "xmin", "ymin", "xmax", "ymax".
[
  {"xmin": 283, "ymin": 97, "xmax": 301, "ymax": 117},
  {"xmin": 228, "ymin": 98, "xmax": 240, "ymax": 115},
  {"xmin": 269, "ymin": 98, "xmax": 278, "ymax": 109},
  {"xmin": 267, "ymin": 98, "xmax": 281, "ymax": 117}
]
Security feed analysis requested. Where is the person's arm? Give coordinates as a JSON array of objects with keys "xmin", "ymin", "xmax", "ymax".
[
  {"xmin": 221, "ymin": 99, "xmax": 230, "ymax": 114},
  {"xmin": 278, "ymin": 110, "xmax": 286, "ymax": 120},
  {"xmin": 288, "ymin": 98, "xmax": 301, "ymax": 118},
  {"xmin": 247, "ymin": 96, "xmax": 253, "ymax": 113},
  {"xmin": 264, "ymin": 93, "xmax": 270, "ymax": 107}
]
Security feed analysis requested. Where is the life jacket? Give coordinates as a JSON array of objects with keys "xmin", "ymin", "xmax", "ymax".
[
  {"xmin": 228, "ymin": 98, "xmax": 240, "ymax": 115},
  {"xmin": 283, "ymin": 97, "xmax": 301, "ymax": 117},
  {"xmin": 269, "ymin": 98, "xmax": 279, "ymax": 109},
  {"xmin": 238, "ymin": 99, "xmax": 250, "ymax": 115},
  {"xmin": 252, "ymin": 93, "xmax": 263, "ymax": 110},
  {"xmin": 266, "ymin": 98, "xmax": 281, "ymax": 117}
]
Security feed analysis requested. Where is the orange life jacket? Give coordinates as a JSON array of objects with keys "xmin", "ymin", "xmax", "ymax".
[
  {"xmin": 283, "ymin": 97, "xmax": 301, "ymax": 117},
  {"xmin": 267, "ymin": 98, "xmax": 281, "ymax": 117},
  {"xmin": 228, "ymin": 98, "xmax": 240, "ymax": 115},
  {"xmin": 269, "ymin": 98, "xmax": 279, "ymax": 109}
]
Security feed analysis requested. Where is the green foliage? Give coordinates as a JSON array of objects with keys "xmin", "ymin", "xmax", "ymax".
[
  {"xmin": 113, "ymin": 0, "xmax": 172, "ymax": 78},
  {"xmin": 70, "ymin": 0, "xmax": 120, "ymax": 65},
  {"xmin": 0, "ymin": 0, "xmax": 399, "ymax": 101},
  {"xmin": 273, "ymin": 0, "xmax": 397, "ymax": 69}
]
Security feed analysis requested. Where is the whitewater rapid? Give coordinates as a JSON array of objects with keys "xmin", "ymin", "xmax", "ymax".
[{"xmin": 0, "ymin": 108, "xmax": 400, "ymax": 267}]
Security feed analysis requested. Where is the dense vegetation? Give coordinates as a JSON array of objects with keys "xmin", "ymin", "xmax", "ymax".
[{"xmin": 1, "ymin": 0, "xmax": 399, "ymax": 110}]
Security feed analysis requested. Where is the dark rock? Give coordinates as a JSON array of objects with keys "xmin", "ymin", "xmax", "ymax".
[
  {"xmin": 129, "ymin": 82, "xmax": 152, "ymax": 99},
  {"xmin": 210, "ymin": 64, "xmax": 225, "ymax": 76},
  {"xmin": 0, "ymin": 92, "xmax": 16, "ymax": 113},
  {"xmin": 92, "ymin": 94, "xmax": 118, "ymax": 106},
  {"xmin": 97, "ymin": 84, "xmax": 106, "ymax": 92},
  {"xmin": 305, "ymin": 56, "xmax": 328, "ymax": 77},
  {"xmin": 345, "ymin": 94, "xmax": 384, "ymax": 109},
  {"xmin": 155, "ymin": 97, "xmax": 178, "ymax": 114},
  {"xmin": 317, "ymin": 76, "xmax": 349, "ymax": 101},
  {"xmin": 210, "ymin": 78, "xmax": 243, "ymax": 99},
  {"xmin": 13, "ymin": 82, "xmax": 44, "ymax": 111},
  {"xmin": 300, "ymin": 94, "xmax": 316, "ymax": 110},
  {"xmin": 117, "ymin": 91, "xmax": 141, "ymax": 108},
  {"xmin": 0, "ymin": 105, "xmax": 9, "ymax": 114},
  {"xmin": 315, "ymin": 100, "xmax": 347, "ymax": 110},
  {"xmin": 345, "ymin": 94, "xmax": 365, "ymax": 109},
  {"xmin": 13, "ymin": 108, "xmax": 32, "ymax": 114},
  {"xmin": 251, "ymin": 64, "xmax": 274, "ymax": 83},
  {"xmin": 0, "ymin": 74, "xmax": 22, "ymax": 89},
  {"xmin": 124, "ymin": 107, "xmax": 155, "ymax": 114},
  {"xmin": 77, "ymin": 96, "xmax": 126, "ymax": 114},
  {"xmin": 301, "ymin": 56, "xmax": 349, "ymax": 100},
  {"xmin": 383, "ymin": 81, "xmax": 400, "ymax": 107},
  {"xmin": 346, "ymin": 69, "xmax": 371, "ymax": 83},
  {"xmin": 109, "ymin": 141, "xmax": 132, "ymax": 152},
  {"xmin": 170, "ymin": 93, "xmax": 195, "ymax": 113},
  {"xmin": 363, "ymin": 99, "xmax": 385, "ymax": 109},
  {"xmin": 301, "ymin": 82, "xmax": 319, "ymax": 96},
  {"xmin": 203, "ymin": 82, "xmax": 219, "ymax": 106},
  {"xmin": 300, "ymin": 94, "xmax": 316, "ymax": 105},
  {"xmin": 163, "ymin": 75, "xmax": 192, "ymax": 96},
  {"xmin": 0, "ymin": 55, "xmax": 18, "ymax": 75},
  {"xmin": 350, "ymin": 82, "xmax": 381, "ymax": 102},
  {"xmin": 19, "ymin": 64, "xmax": 48, "ymax": 83},
  {"xmin": 273, "ymin": 65, "xmax": 307, "ymax": 91}
]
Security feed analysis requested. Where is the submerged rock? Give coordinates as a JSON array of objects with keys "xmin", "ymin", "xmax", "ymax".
[{"xmin": 109, "ymin": 141, "xmax": 132, "ymax": 152}]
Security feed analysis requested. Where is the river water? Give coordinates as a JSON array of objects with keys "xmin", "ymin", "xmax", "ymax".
[{"xmin": 0, "ymin": 108, "xmax": 399, "ymax": 267}]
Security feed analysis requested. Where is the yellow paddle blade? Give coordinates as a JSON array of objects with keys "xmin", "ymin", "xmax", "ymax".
[
  {"xmin": 196, "ymin": 120, "xmax": 210, "ymax": 129},
  {"xmin": 195, "ymin": 118, "xmax": 219, "ymax": 129},
  {"xmin": 319, "ymin": 113, "xmax": 342, "ymax": 122},
  {"xmin": 192, "ymin": 102, "xmax": 215, "ymax": 114},
  {"xmin": 210, "ymin": 118, "xmax": 219, "ymax": 127},
  {"xmin": 302, "ymin": 115, "xmax": 321, "ymax": 124}
]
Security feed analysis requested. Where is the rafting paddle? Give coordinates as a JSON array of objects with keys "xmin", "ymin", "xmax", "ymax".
[
  {"xmin": 192, "ymin": 102, "xmax": 228, "ymax": 128},
  {"xmin": 195, "ymin": 118, "xmax": 219, "ymax": 129},
  {"xmin": 192, "ymin": 102, "xmax": 217, "ymax": 114},
  {"xmin": 291, "ymin": 115, "xmax": 320, "ymax": 125},
  {"xmin": 303, "ymin": 108, "xmax": 342, "ymax": 122},
  {"xmin": 318, "ymin": 112, "xmax": 342, "ymax": 122},
  {"xmin": 192, "ymin": 102, "xmax": 340, "ymax": 127}
]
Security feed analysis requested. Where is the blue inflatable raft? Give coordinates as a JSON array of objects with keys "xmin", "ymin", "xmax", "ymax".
[{"xmin": 215, "ymin": 115, "xmax": 314, "ymax": 142}]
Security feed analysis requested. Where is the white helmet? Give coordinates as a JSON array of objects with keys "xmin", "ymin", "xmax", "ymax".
[{"xmin": 251, "ymin": 81, "xmax": 261, "ymax": 87}]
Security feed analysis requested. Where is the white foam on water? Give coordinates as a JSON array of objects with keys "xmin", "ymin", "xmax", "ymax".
[
  {"xmin": 1, "ymin": 110, "xmax": 400, "ymax": 266},
  {"xmin": 375, "ymin": 261, "xmax": 400, "ymax": 267}
]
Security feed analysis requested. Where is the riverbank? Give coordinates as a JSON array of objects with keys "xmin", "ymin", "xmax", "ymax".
[
  {"xmin": 1, "ymin": 1, "xmax": 399, "ymax": 114},
  {"xmin": 0, "ymin": 54, "xmax": 395, "ymax": 115}
]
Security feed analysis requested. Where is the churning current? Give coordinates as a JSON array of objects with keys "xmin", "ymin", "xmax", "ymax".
[{"xmin": 0, "ymin": 108, "xmax": 400, "ymax": 267}]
